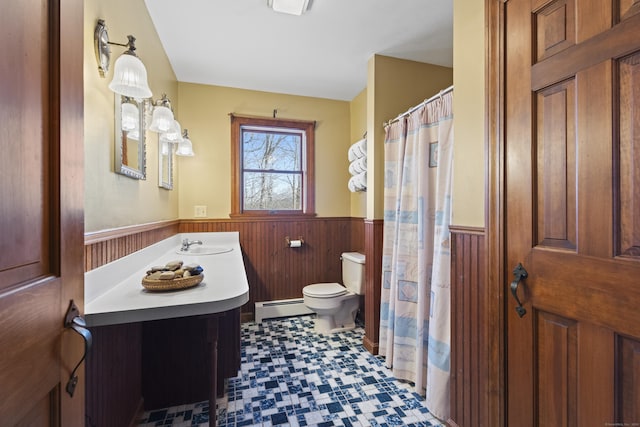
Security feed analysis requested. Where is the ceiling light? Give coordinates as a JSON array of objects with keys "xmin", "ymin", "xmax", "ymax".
[
  {"xmin": 94, "ymin": 19, "xmax": 152, "ymax": 99},
  {"xmin": 267, "ymin": 0, "xmax": 310, "ymax": 15}
]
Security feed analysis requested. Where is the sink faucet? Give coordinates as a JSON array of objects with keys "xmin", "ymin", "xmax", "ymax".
[{"xmin": 181, "ymin": 238, "xmax": 203, "ymax": 251}]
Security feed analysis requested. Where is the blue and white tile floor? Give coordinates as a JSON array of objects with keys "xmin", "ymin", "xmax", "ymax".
[{"xmin": 138, "ymin": 315, "xmax": 445, "ymax": 427}]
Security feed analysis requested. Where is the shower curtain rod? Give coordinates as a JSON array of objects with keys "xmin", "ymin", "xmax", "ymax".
[{"xmin": 383, "ymin": 84, "xmax": 454, "ymax": 127}]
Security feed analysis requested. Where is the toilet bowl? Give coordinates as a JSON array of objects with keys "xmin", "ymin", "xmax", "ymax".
[{"xmin": 303, "ymin": 252, "xmax": 365, "ymax": 334}]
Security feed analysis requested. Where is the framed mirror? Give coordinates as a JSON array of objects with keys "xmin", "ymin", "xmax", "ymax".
[
  {"xmin": 158, "ymin": 137, "xmax": 173, "ymax": 190},
  {"xmin": 114, "ymin": 95, "xmax": 146, "ymax": 179}
]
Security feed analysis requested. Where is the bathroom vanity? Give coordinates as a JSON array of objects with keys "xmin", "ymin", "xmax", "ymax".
[{"xmin": 84, "ymin": 232, "xmax": 249, "ymax": 424}]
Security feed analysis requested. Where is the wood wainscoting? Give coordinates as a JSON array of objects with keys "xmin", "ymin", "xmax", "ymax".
[
  {"xmin": 84, "ymin": 220, "xmax": 180, "ymax": 271},
  {"xmin": 179, "ymin": 217, "xmax": 365, "ymax": 318},
  {"xmin": 363, "ymin": 219, "xmax": 383, "ymax": 354},
  {"xmin": 85, "ymin": 322, "xmax": 143, "ymax": 427},
  {"xmin": 449, "ymin": 226, "xmax": 486, "ymax": 427}
]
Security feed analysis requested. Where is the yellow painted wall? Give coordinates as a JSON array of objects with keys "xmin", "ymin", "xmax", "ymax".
[
  {"xmin": 452, "ymin": 0, "xmax": 485, "ymax": 228},
  {"xmin": 176, "ymin": 83, "xmax": 352, "ymax": 218},
  {"xmin": 367, "ymin": 55, "xmax": 453, "ymax": 219},
  {"xmin": 349, "ymin": 88, "xmax": 367, "ymax": 218},
  {"xmin": 84, "ymin": 0, "xmax": 179, "ymax": 232},
  {"xmin": 83, "ymin": 3, "xmax": 483, "ymax": 231}
]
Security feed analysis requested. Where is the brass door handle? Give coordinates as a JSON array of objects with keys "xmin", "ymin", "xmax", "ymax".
[
  {"xmin": 510, "ymin": 263, "xmax": 528, "ymax": 318},
  {"xmin": 64, "ymin": 300, "xmax": 93, "ymax": 397}
]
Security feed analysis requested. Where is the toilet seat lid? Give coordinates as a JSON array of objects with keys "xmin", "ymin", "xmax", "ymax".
[{"xmin": 303, "ymin": 283, "xmax": 348, "ymax": 298}]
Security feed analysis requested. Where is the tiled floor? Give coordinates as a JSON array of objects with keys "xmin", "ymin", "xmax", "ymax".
[{"xmin": 138, "ymin": 315, "xmax": 445, "ymax": 427}]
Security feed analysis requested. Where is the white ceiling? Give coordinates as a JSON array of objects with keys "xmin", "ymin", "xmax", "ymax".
[{"xmin": 144, "ymin": 0, "xmax": 453, "ymax": 101}]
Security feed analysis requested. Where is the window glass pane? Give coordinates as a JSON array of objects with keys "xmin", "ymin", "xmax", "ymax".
[
  {"xmin": 242, "ymin": 130, "xmax": 301, "ymax": 171},
  {"xmin": 243, "ymin": 172, "xmax": 301, "ymax": 210}
]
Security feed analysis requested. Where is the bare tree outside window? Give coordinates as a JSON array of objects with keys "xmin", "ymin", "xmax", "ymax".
[
  {"xmin": 242, "ymin": 130, "xmax": 302, "ymax": 210},
  {"xmin": 230, "ymin": 115, "xmax": 315, "ymax": 217}
]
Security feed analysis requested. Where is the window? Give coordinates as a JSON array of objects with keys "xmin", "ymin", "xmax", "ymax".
[{"xmin": 230, "ymin": 115, "xmax": 315, "ymax": 216}]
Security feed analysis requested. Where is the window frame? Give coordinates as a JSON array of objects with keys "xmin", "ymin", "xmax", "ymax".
[{"xmin": 230, "ymin": 114, "xmax": 316, "ymax": 218}]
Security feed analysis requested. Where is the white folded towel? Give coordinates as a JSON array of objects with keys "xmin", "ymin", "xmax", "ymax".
[
  {"xmin": 348, "ymin": 156, "xmax": 367, "ymax": 175},
  {"xmin": 348, "ymin": 171, "xmax": 367, "ymax": 192},
  {"xmin": 348, "ymin": 138, "xmax": 367, "ymax": 161}
]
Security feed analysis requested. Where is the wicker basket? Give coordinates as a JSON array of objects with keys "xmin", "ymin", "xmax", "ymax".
[{"xmin": 141, "ymin": 274, "xmax": 204, "ymax": 292}]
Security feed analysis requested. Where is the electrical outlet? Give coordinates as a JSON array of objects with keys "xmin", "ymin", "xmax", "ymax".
[{"xmin": 194, "ymin": 205, "xmax": 207, "ymax": 218}]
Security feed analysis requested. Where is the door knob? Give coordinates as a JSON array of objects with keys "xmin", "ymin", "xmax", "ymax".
[
  {"xmin": 64, "ymin": 300, "xmax": 93, "ymax": 397},
  {"xmin": 510, "ymin": 263, "xmax": 528, "ymax": 318}
]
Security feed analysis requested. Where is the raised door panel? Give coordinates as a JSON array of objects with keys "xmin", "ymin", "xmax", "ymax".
[
  {"xmin": 536, "ymin": 312, "xmax": 577, "ymax": 427},
  {"xmin": 618, "ymin": 52, "xmax": 640, "ymax": 257},
  {"xmin": 617, "ymin": 336, "xmax": 640, "ymax": 422},
  {"xmin": 535, "ymin": 81, "xmax": 576, "ymax": 250},
  {"xmin": 534, "ymin": 0, "xmax": 575, "ymax": 62},
  {"xmin": 0, "ymin": 0, "xmax": 50, "ymax": 291}
]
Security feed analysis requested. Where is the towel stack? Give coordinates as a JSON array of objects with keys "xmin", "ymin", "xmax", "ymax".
[{"xmin": 348, "ymin": 138, "xmax": 367, "ymax": 192}]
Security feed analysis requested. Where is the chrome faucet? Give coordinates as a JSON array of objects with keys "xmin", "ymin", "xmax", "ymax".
[{"xmin": 181, "ymin": 238, "xmax": 203, "ymax": 251}]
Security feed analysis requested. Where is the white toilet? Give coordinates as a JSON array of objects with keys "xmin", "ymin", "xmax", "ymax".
[{"xmin": 302, "ymin": 252, "xmax": 365, "ymax": 334}]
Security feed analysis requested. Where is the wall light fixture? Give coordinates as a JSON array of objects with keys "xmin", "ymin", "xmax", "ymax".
[
  {"xmin": 149, "ymin": 94, "xmax": 175, "ymax": 133},
  {"xmin": 94, "ymin": 19, "xmax": 152, "ymax": 99},
  {"xmin": 163, "ymin": 120, "xmax": 183, "ymax": 143},
  {"xmin": 175, "ymin": 129, "xmax": 195, "ymax": 157}
]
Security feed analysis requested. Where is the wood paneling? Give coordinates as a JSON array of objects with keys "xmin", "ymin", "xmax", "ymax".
[
  {"xmin": 84, "ymin": 220, "xmax": 180, "ymax": 271},
  {"xmin": 536, "ymin": 312, "xmax": 578, "ymax": 427},
  {"xmin": 449, "ymin": 227, "xmax": 485, "ymax": 427},
  {"xmin": 620, "ymin": 0, "xmax": 640, "ymax": 20},
  {"xmin": 179, "ymin": 217, "xmax": 365, "ymax": 315},
  {"xmin": 536, "ymin": 81, "xmax": 577, "ymax": 250},
  {"xmin": 1, "ymin": 0, "xmax": 85, "ymax": 423},
  {"xmin": 363, "ymin": 219, "xmax": 383, "ymax": 354},
  {"xmin": 617, "ymin": 336, "xmax": 640, "ymax": 423},
  {"xmin": 534, "ymin": 0, "xmax": 575, "ymax": 62},
  {"xmin": 485, "ymin": 0, "xmax": 506, "ymax": 425},
  {"xmin": 142, "ymin": 316, "xmax": 211, "ymax": 409},
  {"xmin": 85, "ymin": 323, "xmax": 142, "ymax": 427},
  {"xmin": 505, "ymin": 0, "xmax": 640, "ymax": 425},
  {"xmin": 531, "ymin": 12, "xmax": 640, "ymax": 91},
  {"xmin": 618, "ymin": 52, "xmax": 640, "ymax": 257}
]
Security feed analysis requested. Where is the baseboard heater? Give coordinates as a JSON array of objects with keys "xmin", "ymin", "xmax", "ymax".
[{"xmin": 254, "ymin": 298, "xmax": 313, "ymax": 323}]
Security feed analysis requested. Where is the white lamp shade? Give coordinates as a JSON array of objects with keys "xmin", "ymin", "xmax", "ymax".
[
  {"xmin": 127, "ymin": 129, "xmax": 140, "ymax": 141},
  {"xmin": 175, "ymin": 138, "xmax": 194, "ymax": 156},
  {"xmin": 162, "ymin": 120, "xmax": 183, "ymax": 142},
  {"xmin": 121, "ymin": 102, "xmax": 139, "ymax": 131},
  {"xmin": 161, "ymin": 140, "xmax": 170, "ymax": 156},
  {"xmin": 149, "ymin": 105, "xmax": 174, "ymax": 133},
  {"xmin": 108, "ymin": 54, "xmax": 152, "ymax": 99},
  {"xmin": 268, "ymin": 0, "xmax": 310, "ymax": 15}
]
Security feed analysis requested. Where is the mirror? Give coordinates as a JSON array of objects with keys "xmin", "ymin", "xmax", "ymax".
[
  {"xmin": 114, "ymin": 95, "xmax": 146, "ymax": 179},
  {"xmin": 158, "ymin": 138, "xmax": 173, "ymax": 190}
]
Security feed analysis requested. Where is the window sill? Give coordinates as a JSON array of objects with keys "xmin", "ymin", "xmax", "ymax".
[{"xmin": 228, "ymin": 212, "xmax": 317, "ymax": 220}]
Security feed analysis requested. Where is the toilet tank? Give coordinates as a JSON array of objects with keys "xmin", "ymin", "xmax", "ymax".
[{"xmin": 341, "ymin": 252, "xmax": 366, "ymax": 294}]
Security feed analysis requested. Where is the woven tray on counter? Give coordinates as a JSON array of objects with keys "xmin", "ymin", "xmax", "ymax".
[{"xmin": 141, "ymin": 274, "xmax": 204, "ymax": 292}]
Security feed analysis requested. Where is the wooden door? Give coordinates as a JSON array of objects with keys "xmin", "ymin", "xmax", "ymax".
[
  {"xmin": 505, "ymin": 0, "xmax": 640, "ymax": 425},
  {"xmin": 0, "ymin": 0, "xmax": 84, "ymax": 425}
]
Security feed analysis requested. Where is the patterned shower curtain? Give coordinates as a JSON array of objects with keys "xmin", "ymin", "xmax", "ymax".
[{"xmin": 379, "ymin": 91, "xmax": 453, "ymax": 421}]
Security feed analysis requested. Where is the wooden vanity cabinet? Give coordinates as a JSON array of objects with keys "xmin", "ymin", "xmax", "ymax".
[{"xmin": 141, "ymin": 308, "xmax": 242, "ymax": 420}]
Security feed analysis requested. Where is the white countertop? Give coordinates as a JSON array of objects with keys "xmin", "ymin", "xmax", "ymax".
[{"xmin": 84, "ymin": 232, "xmax": 249, "ymax": 327}]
